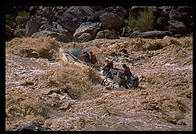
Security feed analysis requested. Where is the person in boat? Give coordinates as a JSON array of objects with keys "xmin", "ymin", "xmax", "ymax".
[
  {"xmin": 102, "ymin": 58, "xmax": 113, "ymax": 79},
  {"xmin": 81, "ymin": 51, "xmax": 90, "ymax": 63},
  {"xmin": 122, "ymin": 64, "xmax": 132, "ymax": 88},
  {"xmin": 89, "ymin": 51, "xmax": 97, "ymax": 64}
]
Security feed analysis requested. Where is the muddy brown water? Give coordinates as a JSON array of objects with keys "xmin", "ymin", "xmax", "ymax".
[{"xmin": 6, "ymin": 37, "xmax": 192, "ymax": 131}]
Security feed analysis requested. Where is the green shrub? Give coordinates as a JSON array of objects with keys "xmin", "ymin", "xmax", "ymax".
[
  {"xmin": 128, "ymin": 8, "xmax": 155, "ymax": 32},
  {"xmin": 17, "ymin": 10, "xmax": 30, "ymax": 17},
  {"xmin": 128, "ymin": 16, "xmax": 136, "ymax": 28},
  {"xmin": 5, "ymin": 14, "xmax": 15, "ymax": 28}
]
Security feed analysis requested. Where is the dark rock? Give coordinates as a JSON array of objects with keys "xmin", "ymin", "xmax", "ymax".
[
  {"xmin": 129, "ymin": 31, "xmax": 141, "ymax": 38},
  {"xmin": 154, "ymin": 15, "xmax": 169, "ymax": 31},
  {"xmin": 169, "ymin": 6, "xmax": 192, "ymax": 21},
  {"xmin": 168, "ymin": 20, "xmax": 188, "ymax": 34},
  {"xmin": 117, "ymin": 26, "xmax": 133, "ymax": 37},
  {"xmin": 99, "ymin": 12, "xmax": 124, "ymax": 29},
  {"xmin": 6, "ymin": 24, "xmax": 14, "ymax": 40},
  {"xmin": 95, "ymin": 10, "xmax": 106, "ymax": 17},
  {"xmin": 39, "ymin": 24, "xmax": 54, "ymax": 31},
  {"xmin": 17, "ymin": 123, "xmax": 42, "ymax": 131},
  {"xmin": 139, "ymin": 31, "xmax": 173, "ymax": 39},
  {"xmin": 104, "ymin": 6, "xmax": 128, "ymax": 19},
  {"xmin": 73, "ymin": 22, "xmax": 102, "ymax": 41},
  {"xmin": 14, "ymin": 29, "xmax": 26, "ymax": 37},
  {"xmin": 41, "ymin": 7, "xmax": 55, "ymax": 19},
  {"xmin": 31, "ymin": 30, "xmax": 73, "ymax": 43},
  {"xmin": 130, "ymin": 30, "xmax": 173, "ymax": 39},
  {"xmin": 29, "ymin": 6, "xmax": 38, "ymax": 15},
  {"xmin": 96, "ymin": 29, "xmax": 119, "ymax": 39},
  {"xmin": 77, "ymin": 33, "xmax": 93, "ymax": 42},
  {"xmin": 57, "ymin": 6, "xmax": 95, "ymax": 32},
  {"xmin": 169, "ymin": 6, "xmax": 192, "ymax": 31},
  {"xmin": 86, "ymin": 14, "xmax": 100, "ymax": 22},
  {"xmin": 25, "ymin": 19, "xmax": 40, "ymax": 36}
]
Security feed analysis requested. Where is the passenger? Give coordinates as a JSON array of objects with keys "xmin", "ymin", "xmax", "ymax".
[
  {"xmin": 102, "ymin": 58, "xmax": 113, "ymax": 79},
  {"xmin": 89, "ymin": 51, "xmax": 97, "ymax": 64},
  {"xmin": 81, "ymin": 51, "xmax": 90, "ymax": 63},
  {"xmin": 108, "ymin": 60, "xmax": 113, "ymax": 69},
  {"xmin": 122, "ymin": 64, "xmax": 132, "ymax": 88}
]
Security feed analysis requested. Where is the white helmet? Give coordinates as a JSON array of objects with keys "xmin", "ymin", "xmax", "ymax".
[{"xmin": 105, "ymin": 58, "xmax": 109, "ymax": 62}]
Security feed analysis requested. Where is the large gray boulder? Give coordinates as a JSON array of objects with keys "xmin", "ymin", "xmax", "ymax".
[
  {"xmin": 57, "ymin": 6, "xmax": 95, "ymax": 32},
  {"xmin": 73, "ymin": 22, "xmax": 102, "ymax": 41},
  {"xmin": 77, "ymin": 33, "xmax": 93, "ymax": 43},
  {"xmin": 96, "ymin": 29, "xmax": 119, "ymax": 39},
  {"xmin": 25, "ymin": 19, "xmax": 40, "ymax": 36},
  {"xmin": 138, "ymin": 30, "xmax": 173, "ymax": 39},
  {"xmin": 99, "ymin": 12, "xmax": 124, "ymax": 29},
  {"xmin": 169, "ymin": 6, "xmax": 193, "ymax": 31},
  {"xmin": 169, "ymin": 6, "xmax": 192, "ymax": 21},
  {"xmin": 104, "ymin": 6, "xmax": 128, "ymax": 19},
  {"xmin": 31, "ymin": 30, "xmax": 72, "ymax": 43},
  {"xmin": 168, "ymin": 20, "xmax": 188, "ymax": 34}
]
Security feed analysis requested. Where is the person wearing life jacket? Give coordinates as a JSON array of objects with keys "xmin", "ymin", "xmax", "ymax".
[
  {"xmin": 122, "ymin": 64, "xmax": 132, "ymax": 88},
  {"xmin": 81, "ymin": 51, "xmax": 90, "ymax": 63},
  {"xmin": 102, "ymin": 58, "xmax": 113, "ymax": 79},
  {"xmin": 108, "ymin": 60, "xmax": 113, "ymax": 69},
  {"xmin": 89, "ymin": 51, "xmax": 97, "ymax": 64}
]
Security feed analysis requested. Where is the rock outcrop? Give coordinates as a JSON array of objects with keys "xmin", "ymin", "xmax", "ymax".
[
  {"xmin": 73, "ymin": 22, "xmax": 102, "ymax": 42},
  {"xmin": 99, "ymin": 12, "xmax": 124, "ymax": 29},
  {"xmin": 31, "ymin": 30, "xmax": 73, "ymax": 43},
  {"xmin": 5, "ymin": 6, "xmax": 193, "ymax": 42},
  {"xmin": 57, "ymin": 6, "xmax": 95, "ymax": 32}
]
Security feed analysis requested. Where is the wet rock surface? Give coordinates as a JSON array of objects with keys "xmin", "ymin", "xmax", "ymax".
[{"xmin": 6, "ymin": 36, "xmax": 192, "ymax": 131}]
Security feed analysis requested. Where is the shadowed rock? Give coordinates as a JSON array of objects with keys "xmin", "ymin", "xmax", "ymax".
[{"xmin": 99, "ymin": 12, "xmax": 124, "ymax": 29}]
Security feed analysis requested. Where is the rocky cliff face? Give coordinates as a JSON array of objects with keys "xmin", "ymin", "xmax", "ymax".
[{"xmin": 5, "ymin": 6, "xmax": 193, "ymax": 42}]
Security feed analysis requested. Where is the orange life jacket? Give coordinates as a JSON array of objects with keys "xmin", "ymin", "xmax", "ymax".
[
  {"xmin": 124, "ymin": 67, "xmax": 132, "ymax": 77},
  {"xmin": 108, "ymin": 61, "xmax": 113, "ymax": 68},
  {"xmin": 90, "ymin": 54, "xmax": 97, "ymax": 63}
]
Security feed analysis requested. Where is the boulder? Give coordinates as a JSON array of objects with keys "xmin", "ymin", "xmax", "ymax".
[
  {"xmin": 25, "ymin": 19, "xmax": 40, "ymax": 36},
  {"xmin": 169, "ymin": 6, "xmax": 193, "ymax": 31},
  {"xmin": 169, "ymin": 6, "xmax": 192, "ymax": 21},
  {"xmin": 104, "ymin": 6, "xmax": 128, "ymax": 19},
  {"xmin": 31, "ymin": 30, "xmax": 72, "ymax": 43},
  {"xmin": 96, "ymin": 29, "xmax": 119, "ymax": 39},
  {"xmin": 14, "ymin": 29, "xmax": 26, "ymax": 37},
  {"xmin": 6, "ymin": 24, "xmax": 14, "ymax": 40},
  {"xmin": 154, "ymin": 15, "xmax": 169, "ymax": 30},
  {"xmin": 17, "ymin": 123, "xmax": 41, "ymax": 131},
  {"xmin": 28, "ymin": 6, "xmax": 38, "ymax": 15},
  {"xmin": 129, "ymin": 31, "xmax": 141, "ymax": 38},
  {"xmin": 77, "ymin": 33, "xmax": 93, "ymax": 42},
  {"xmin": 168, "ymin": 20, "xmax": 188, "ymax": 34},
  {"xmin": 138, "ymin": 30, "xmax": 173, "ymax": 39},
  {"xmin": 73, "ymin": 22, "xmax": 102, "ymax": 41},
  {"xmin": 99, "ymin": 12, "xmax": 124, "ymax": 29},
  {"xmin": 57, "ymin": 6, "xmax": 95, "ymax": 32},
  {"xmin": 117, "ymin": 26, "xmax": 133, "ymax": 37},
  {"xmin": 41, "ymin": 6, "xmax": 54, "ymax": 19},
  {"xmin": 39, "ymin": 23, "xmax": 54, "ymax": 31}
]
